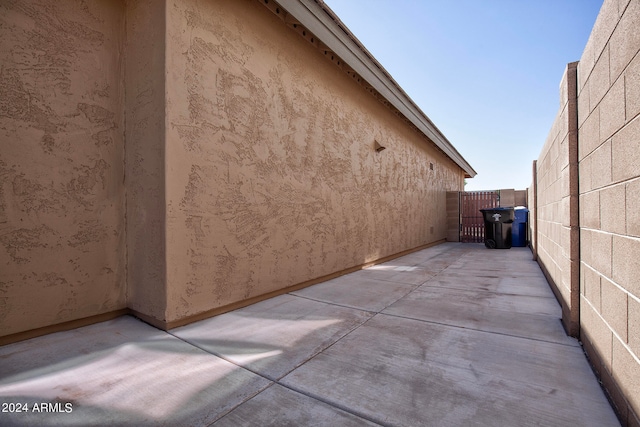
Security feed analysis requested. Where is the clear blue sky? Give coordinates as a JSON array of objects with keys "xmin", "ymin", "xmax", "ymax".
[{"xmin": 324, "ymin": 0, "xmax": 603, "ymax": 191}]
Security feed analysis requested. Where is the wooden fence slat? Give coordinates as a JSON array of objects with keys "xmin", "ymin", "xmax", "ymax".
[{"xmin": 460, "ymin": 191, "xmax": 499, "ymax": 243}]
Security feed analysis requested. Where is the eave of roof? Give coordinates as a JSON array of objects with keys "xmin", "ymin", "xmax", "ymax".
[{"xmin": 272, "ymin": 0, "xmax": 477, "ymax": 178}]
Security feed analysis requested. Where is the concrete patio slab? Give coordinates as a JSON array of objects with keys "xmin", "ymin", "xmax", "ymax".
[
  {"xmin": 383, "ymin": 285, "xmax": 576, "ymax": 345},
  {"xmin": 281, "ymin": 313, "xmax": 619, "ymax": 427},
  {"xmin": 171, "ymin": 294, "xmax": 372, "ymax": 380},
  {"xmin": 0, "ymin": 243, "xmax": 620, "ymax": 426},
  {"xmin": 0, "ymin": 316, "xmax": 270, "ymax": 427},
  {"xmin": 424, "ymin": 273, "xmax": 556, "ymax": 298},
  {"xmin": 353, "ymin": 244, "xmax": 470, "ymax": 285},
  {"xmin": 356, "ymin": 264, "xmax": 438, "ymax": 285},
  {"xmin": 414, "ymin": 281, "xmax": 560, "ymax": 316},
  {"xmin": 445, "ymin": 244, "xmax": 545, "ymax": 276},
  {"xmin": 213, "ymin": 383, "xmax": 378, "ymax": 426},
  {"xmin": 291, "ymin": 274, "xmax": 416, "ymax": 311},
  {"xmin": 373, "ymin": 244, "xmax": 466, "ymax": 267}
]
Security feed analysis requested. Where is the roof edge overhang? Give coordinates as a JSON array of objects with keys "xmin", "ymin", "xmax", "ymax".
[{"xmin": 275, "ymin": 0, "xmax": 477, "ymax": 178}]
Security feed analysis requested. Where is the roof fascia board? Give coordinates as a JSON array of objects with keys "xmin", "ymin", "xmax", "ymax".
[{"xmin": 276, "ymin": 0, "xmax": 476, "ymax": 177}]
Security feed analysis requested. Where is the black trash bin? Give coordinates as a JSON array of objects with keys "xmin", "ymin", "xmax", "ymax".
[
  {"xmin": 480, "ymin": 207, "xmax": 515, "ymax": 249},
  {"xmin": 512, "ymin": 208, "xmax": 529, "ymax": 247}
]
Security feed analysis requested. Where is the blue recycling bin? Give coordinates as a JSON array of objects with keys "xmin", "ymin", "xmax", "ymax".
[{"xmin": 512, "ymin": 208, "xmax": 529, "ymax": 247}]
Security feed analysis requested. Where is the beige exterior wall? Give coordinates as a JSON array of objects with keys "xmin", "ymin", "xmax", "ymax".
[
  {"xmin": 1, "ymin": 0, "xmax": 468, "ymax": 339},
  {"xmin": 446, "ymin": 192, "xmax": 460, "ymax": 242},
  {"xmin": 0, "ymin": 1, "xmax": 127, "ymax": 336},
  {"xmin": 162, "ymin": 0, "xmax": 464, "ymax": 324},
  {"xmin": 125, "ymin": 0, "xmax": 169, "ymax": 326},
  {"xmin": 533, "ymin": 0, "xmax": 640, "ymax": 423}
]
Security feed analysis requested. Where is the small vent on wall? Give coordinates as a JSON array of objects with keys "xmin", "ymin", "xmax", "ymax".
[{"xmin": 430, "ymin": 163, "xmax": 434, "ymax": 171}]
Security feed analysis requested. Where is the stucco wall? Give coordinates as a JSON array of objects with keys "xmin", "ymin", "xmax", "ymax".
[
  {"xmin": 162, "ymin": 0, "xmax": 464, "ymax": 323},
  {"xmin": 0, "ymin": 0, "xmax": 126, "ymax": 336},
  {"xmin": 0, "ymin": 0, "xmax": 468, "ymax": 340},
  {"xmin": 577, "ymin": 0, "xmax": 640, "ymax": 423},
  {"xmin": 533, "ymin": 0, "xmax": 640, "ymax": 423},
  {"xmin": 125, "ymin": 0, "xmax": 168, "ymax": 325}
]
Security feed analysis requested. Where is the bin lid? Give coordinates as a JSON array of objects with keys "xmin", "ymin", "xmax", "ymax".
[
  {"xmin": 514, "ymin": 209, "xmax": 529, "ymax": 222},
  {"xmin": 480, "ymin": 207, "xmax": 514, "ymax": 222},
  {"xmin": 479, "ymin": 207, "xmax": 514, "ymax": 212}
]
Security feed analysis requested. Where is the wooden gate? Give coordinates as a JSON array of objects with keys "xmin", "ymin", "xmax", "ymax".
[{"xmin": 460, "ymin": 191, "xmax": 499, "ymax": 243}]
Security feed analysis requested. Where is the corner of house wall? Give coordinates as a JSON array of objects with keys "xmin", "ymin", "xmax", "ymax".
[{"xmin": 123, "ymin": 0, "xmax": 169, "ymax": 325}]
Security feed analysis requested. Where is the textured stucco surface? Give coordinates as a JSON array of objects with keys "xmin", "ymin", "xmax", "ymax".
[
  {"xmin": 0, "ymin": 0, "xmax": 467, "ymax": 339},
  {"xmin": 124, "ymin": 0, "xmax": 168, "ymax": 324},
  {"xmin": 163, "ymin": 0, "xmax": 464, "ymax": 322},
  {"xmin": 0, "ymin": 0, "xmax": 126, "ymax": 336}
]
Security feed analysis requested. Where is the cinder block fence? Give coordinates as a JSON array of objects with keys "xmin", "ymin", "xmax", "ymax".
[{"xmin": 531, "ymin": 0, "xmax": 640, "ymax": 424}]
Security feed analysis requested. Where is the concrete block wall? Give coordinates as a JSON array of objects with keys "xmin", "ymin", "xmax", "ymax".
[
  {"xmin": 499, "ymin": 189, "xmax": 527, "ymax": 207},
  {"xmin": 498, "ymin": 188, "xmax": 516, "ymax": 207},
  {"xmin": 534, "ymin": 62, "xmax": 580, "ymax": 336},
  {"xmin": 533, "ymin": 0, "xmax": 640, "ymax": 424},
  {"xmin": 514, "ymin": 189, "xmax": 528, "ymax": 207},
  {"xmin": 529, "ymin": 166, "xmax": 537, "ymax": 259},
  {"xmin": 577, "ymin": 0, "xmax": 640, "ymax": 423}
]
